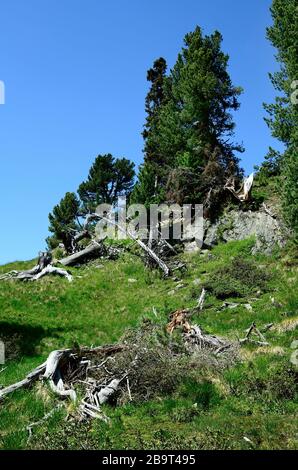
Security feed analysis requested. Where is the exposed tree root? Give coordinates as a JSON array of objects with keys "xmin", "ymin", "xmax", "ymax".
[{"xmin": 0, "ymin": 252, "xmax": 72, "ymax": 282}]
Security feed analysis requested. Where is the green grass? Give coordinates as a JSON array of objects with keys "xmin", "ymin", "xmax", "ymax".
[{"xmin": 0, "ymin": 240, "xmax": 297, "ymax": 450}]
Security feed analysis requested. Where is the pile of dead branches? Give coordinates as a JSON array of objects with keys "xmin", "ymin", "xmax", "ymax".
[{"xmin": 0, "ymin": 320, "xmax": 237, "ymax": 428}]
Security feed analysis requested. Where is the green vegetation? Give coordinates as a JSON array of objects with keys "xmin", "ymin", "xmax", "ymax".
[
  {"xmin": 132, "ymin": 26, "xmax": 244, "ymax": 211},
  {"xmin": 261, "ymin": 0, "xmax": 298, "ymax": 238},
  {"xmin": 0, "ymin": 239, "xmax": 297, "ymax": 450},
  {"xmin": 47, "ymin": 154, "xmax": 135, "ymax": 249}
]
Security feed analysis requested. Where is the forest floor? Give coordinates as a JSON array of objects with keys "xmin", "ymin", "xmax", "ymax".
[{"xmin": 0, "ymin": 238, "xmax": 297, "ymax": 450}]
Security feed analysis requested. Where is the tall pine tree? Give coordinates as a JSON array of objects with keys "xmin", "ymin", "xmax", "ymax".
[
  {"xmin": 132, "ymin": 57, "xmax": 168, "ymax": 205},
  {"xmin": 264, "ymin": 0, "xmax": 298, "ymax": 237},
  {"xmin": 134, "ymin": 27, "xmax": 243, "ymax": 210}
]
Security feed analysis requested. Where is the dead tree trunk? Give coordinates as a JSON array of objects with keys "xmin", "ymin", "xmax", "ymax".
[
  {"xmin": 59, "ymin": 242, "xmax": 105, "ymax": 267},
  {"xmin": 0, "ymin": 252, "xmax": 72, "ymax": 282}
]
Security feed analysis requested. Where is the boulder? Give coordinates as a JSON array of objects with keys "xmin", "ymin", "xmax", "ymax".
[{"xmin": 203, "ymin": 209, "xmax": 287, "ymax": 254}]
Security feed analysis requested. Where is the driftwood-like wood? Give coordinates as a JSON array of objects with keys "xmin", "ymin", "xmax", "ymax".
[
  {"xmin": 225, "ymin": 173, "xmax": 254, "ymax": 202},
  {"xmin": 59, "ymin": 242, "xmax": 105, "ymax": 266},
  {"xmin": 0, "ymin": 252, "xmax": 72, "ymax": 282},
  {"xmin": 0, "ymin": 344, "xmax": 125, "ymax": 401},
  {"xmin": 239, "ymin": 322, "xmax": 270, "ymax": 346},
  {"xmin": 184, "ymin": 324, "xmax": 231, "ymax": 355},
  {"xmin": 0, "ymin": 361, "xmax": 47, "ymax": 399},
  {"xmin": 197, "ymin": 288, "xmax": 206, "ymax": 310},
  {"xmin": 91, "ymin": 214, "xmax": 171, "ymax": 276}
]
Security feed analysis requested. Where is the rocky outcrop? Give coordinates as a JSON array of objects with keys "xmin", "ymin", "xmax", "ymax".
[{"xmin": 203, "ymin": 208, "xmax": 287, "ymax": 254}]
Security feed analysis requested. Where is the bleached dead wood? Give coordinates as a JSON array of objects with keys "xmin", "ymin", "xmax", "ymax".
[
  {"xmin": 88, "ymin": 214, "xmax": 171, "ymax": 276},
  {"xmin": 96, "ymin": 378, "xmax": 121, "ymax": 404},
  {"xmin": 0, "ymin": 252, "xmax": 72, "ymax": 282},
  {"xmin": 184, "ymin": 325, "xmax": 229, "ymax": 352},
  {"xmin": 32, "ymin": 265, "xmax": 72, "ymax": 282},
  {"xmin": 239, "ymin": 322, "xmax": 270, "ymax": 346},
  {"xmin": 197, "ymin": 288, "xmax": 206, "ymax": 310},
  {"xmin": 0, "ymin": 361, "xmax": 47, "ymax": 400},
  {"xmin": 59, "ymin": 242, "xmax": 105, "ymax": 266},
  {"xmin": 0, "ymin": 344, "xmax": 125, "ymax": 402},
  {"xmin": 225, "ymin": 173, "xmax": 254, "ymax": 202}
]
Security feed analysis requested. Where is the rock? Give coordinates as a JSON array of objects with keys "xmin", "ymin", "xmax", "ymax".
[
  {"xmin": 220, "ymin": 302, "xmax": 239, "ymax": 310},
  {"xmin": 192, "ymin": 278, "xmax": 201, "ymax": 286},
  {"xmin": 128, "ymin": 278, "xmax": 137, "ymax": 283},
  {"xmin": 175, "ymin": 283, "xmax": 186, "ymax": 290},
  {"xmin": 183, "ymin": 240, "xmax": 201, "ymax": 253},
  {"xmin": 203, "ymin": 209, "xmax": 287, "ymax": 254},
  {"xmin": 244, "ymin": 304, "xmax": 253, "ymax": 311},
  {"xmin": 168, "ymin": 290, "xmax": 176, "ymax": 296}
]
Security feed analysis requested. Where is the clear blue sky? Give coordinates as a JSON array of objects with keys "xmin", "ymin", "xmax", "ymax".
[{"xmin": 0, "ymin": 0, "xmax": 281, "ymax": 264}]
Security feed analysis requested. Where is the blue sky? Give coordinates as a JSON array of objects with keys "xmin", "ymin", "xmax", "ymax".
[{"xmin": 0, "ymin": 0, "xmax": 281, "ymax": 264}]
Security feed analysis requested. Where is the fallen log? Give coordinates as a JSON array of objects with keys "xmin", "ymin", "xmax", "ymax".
[
  {"xmin": 0, "ymin": 361, "xmax": 47, "ymax": 400},
  {"xmin": 0, "ymin": 252, "xmax": 72, "ymax": 282},
  {"xmin": 59, "ymin": 242, "xmax": 105, "ymax": 266}
]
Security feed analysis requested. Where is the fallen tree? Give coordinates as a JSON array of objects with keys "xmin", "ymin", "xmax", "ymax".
[
  {"xmin": 59, "ymin": 242, "xmax": 106, "ymax": 267},
  {"xmin": 0, "ymin": 252, "xmax": 73, "ymax": 283}
]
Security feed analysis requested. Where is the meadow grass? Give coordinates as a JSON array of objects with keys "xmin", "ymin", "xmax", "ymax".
[{"xmin": 0, "ymin": 239, "xmax": 297, "ymax": 449}]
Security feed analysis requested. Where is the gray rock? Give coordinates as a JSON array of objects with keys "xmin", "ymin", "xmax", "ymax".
[
  {"xmin": 204, "ymin": 209, "xmax": 287, "ymax": 254},
  {"xmin": 183, "ymin": 240, "xmax": 201, "ymax": 253},
  {"xmin": 175, "ymin": 283, "xmax": 186, "ymax": 290},
  {"xmin": 168, "ymin": 289, "xmax": 176, "ymax": 296},
  {"xmin": 244, "ymin": 303, "xmax": 253, "ymax": 311}
]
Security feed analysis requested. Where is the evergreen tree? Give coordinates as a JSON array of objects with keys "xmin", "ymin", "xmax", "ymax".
[
  {"xmin": 47, "ymin": 192, "xmax": 80, "ymax": 250},
  {"xmin": 78, "ymin": 154, "xmax": 135, "ymax": 212},
  {"xmin": 264, "ymin": 0, "xmax": 298, "ymax": 236},
  {"xmin": 131, "ymin": 58, "xmax": 168, "ymax": 204},
  {"xmin": 134, "ymin": 27, "xmax": 243, "ymax": 208},
  {"xmin": 158, "ymin": 27, "xmax": 243, "ymax": 175}
]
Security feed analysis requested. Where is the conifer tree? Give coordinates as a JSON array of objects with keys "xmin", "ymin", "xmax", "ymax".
[
  {"xmin": 134, "ymin": 27, "xmax": 243, "ymax": 208},
  {"xmin": 263, "ymin": 0, "xmax": 298, "ymax": 236},
  {"xmin": 47, "ymin": 192, "xmax": 80, "ymax": 250},
  {"xmin": 78, "ymin": 154, "xmax": 135, "ymax": 212}
]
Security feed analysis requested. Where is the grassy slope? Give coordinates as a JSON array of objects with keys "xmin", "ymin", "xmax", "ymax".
[{"xmin": 0, "ymin": 239, "xmax": 297, "ymax": 450}]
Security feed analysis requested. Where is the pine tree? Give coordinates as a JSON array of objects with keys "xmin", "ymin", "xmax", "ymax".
[
  {"xmin": 158, "ymin": 27, "xmax": 243, "ymax": 175},
  {"xmin": 47, "ymin": 192, "xmax": 80, "ymax": 250},
  {"xmin": 78, "ymin": 154, "xmax": 135, "ymax": 212},
  {"xmin": 134, "ymin": 27, "xmax": 243, "ymax": 208},
  {"xmin": 264, "ymin": 0, "xmax": 298, "ymax": 236},
  {"xmin": 131, "ymin": 58, "xmax": 168, "ymax": 204}
]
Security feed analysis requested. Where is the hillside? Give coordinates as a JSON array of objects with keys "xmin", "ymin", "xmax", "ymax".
[{"xmin": 0, "ymin": 238, "xmax": 297, "ymax": 450}]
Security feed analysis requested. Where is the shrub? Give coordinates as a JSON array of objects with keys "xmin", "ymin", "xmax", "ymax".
[{"xmin": 206, "ymin": 257, "xmax": 270, "ymax": 299}]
